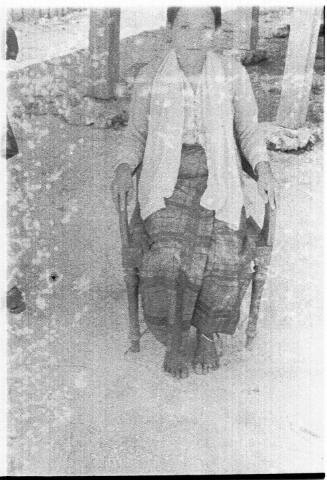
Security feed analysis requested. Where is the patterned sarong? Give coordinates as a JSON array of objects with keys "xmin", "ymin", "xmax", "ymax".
[{"xmin": 134, "ymin": 144, "xmax": 261, "ymax": 345}]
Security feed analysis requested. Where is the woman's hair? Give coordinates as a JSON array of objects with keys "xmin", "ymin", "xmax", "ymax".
[{"xmin": 167, "ymin": 7, "xmax": 222, "ymax": 29}]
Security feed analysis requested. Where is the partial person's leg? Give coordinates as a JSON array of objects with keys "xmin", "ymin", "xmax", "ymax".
[{"xmin": 6, "ymin": 119, "xmax": 19, "ymax": 160}]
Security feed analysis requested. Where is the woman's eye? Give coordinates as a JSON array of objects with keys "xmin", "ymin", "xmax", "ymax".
[{"xmin": 180, "ymin": 25, "xmax": 189, "ymax": 30}]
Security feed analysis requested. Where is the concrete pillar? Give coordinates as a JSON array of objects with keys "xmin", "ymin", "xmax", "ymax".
[
  {"xmin": 232, "ymin": 7, "xmax": 252, "ymax": 51},
  {"xmin": 276, "ymin": 8, "xmax": 322, "ymax": 129},
  {"xmin": 88, "ymin": 8, "xmax": 121, "ymax": 100},
  {"xmin": 231, "ymin": 7, "xmax": 260, "ymax": 51},
  {"xmin": 250, "ymin": 7, "xmax": 260, "ymax": 50}
]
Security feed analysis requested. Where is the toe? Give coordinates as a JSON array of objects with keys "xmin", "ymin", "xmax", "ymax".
[
  {"xmin": 202, "ymin": 364, "xmax": 209, "ymax": 374},
  {"xmin": 194, "ymin": 363, "xmax": 203, "ymax": 375},
  {"xmin": 181, "ymin": 367, "xmax": 189, "ymax": 379},
  {"xmin": 163, "ymin": 361, "xmax": 172, "ymax": 374},
  {"xmin": 211, "ymin": 360, "xmax": 219, "ymax": 370},
  {"xmin": 207, "ymin": 358, "xmax": 219, "ymax": 370}
]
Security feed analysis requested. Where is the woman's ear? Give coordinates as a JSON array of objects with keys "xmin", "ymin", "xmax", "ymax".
[{"xmin": 166, "ymin": 24, "xmax": 172, "ymax": 44}]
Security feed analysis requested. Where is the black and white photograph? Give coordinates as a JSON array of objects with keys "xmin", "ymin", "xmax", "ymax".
[{"xmin": 1, "ymin": 0, "xmax": 325, "ymax": 476}]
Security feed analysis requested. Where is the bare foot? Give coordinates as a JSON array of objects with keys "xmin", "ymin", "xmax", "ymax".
[
  {"xmin": 193, "ymin": 332, "xmax": 220, "ymax": 375},
  {"xmin": 163, "ymin": 332, "xmax": 189, "ymax": 379}
]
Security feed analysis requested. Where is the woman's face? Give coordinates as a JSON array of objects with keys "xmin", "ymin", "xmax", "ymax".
[{"xmin": 169, "ymin": 8, "xmax": 216, "ymax": 63}]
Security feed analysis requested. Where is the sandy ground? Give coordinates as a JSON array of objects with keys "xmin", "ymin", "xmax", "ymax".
[
  {"xmin": 6, "ymin": 6, "xmax": 325, "ymax": 476},
  {"xmin": 7, "ymin": 113, "xmax": 324, "ymax": 475},
  {"xmin": 8, "ymin": 9, "xmax": 167, "ymax": 69},
  {"xmin": 7, "ymin": 11, "xmax": 89, "ymax": 70}
]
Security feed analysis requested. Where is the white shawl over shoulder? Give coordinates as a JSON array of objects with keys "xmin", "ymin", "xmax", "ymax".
[{"xmin": 138, "ymin": 49, "xmax": 264, "ymax": 230}]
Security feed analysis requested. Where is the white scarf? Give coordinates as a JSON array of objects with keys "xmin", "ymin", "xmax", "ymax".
[{"xmin": 138, "ymin": 49, "xmax": 255, "ymax": 230}]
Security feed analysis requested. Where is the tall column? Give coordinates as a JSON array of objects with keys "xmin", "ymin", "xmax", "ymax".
[
  {"xmin": 232, "ymin": 7, "xmax": 252, "ymax": 52},
  {"xmin": 276, "ymin": 8, "xmax": 322, "ymax": 129},
  {"xmin": 88, "ymin": 8, "xmax": 121, "ymax": 99},
  {"xmin": 231, "ymin": 7, "xmax": 260, "ymax": 53},
  {"xmin": 250, "ymin": 7, "xmax": 260, "ymax": 50}
]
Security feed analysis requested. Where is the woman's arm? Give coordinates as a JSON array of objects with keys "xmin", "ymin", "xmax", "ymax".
[
  {"xmin": 231, "ymin": 61, "xmax": 278, "ymax": 208},
  {"xmin": 112, "ymin": 63, "xmax": 155, "ymax": 209},
  {"xmin": 115, "ymin": 66, "xmax": 153, "ymax": 173},
  {"xmin": 232, "ymin": 61, "xmax": 269, "ymax": 172}
]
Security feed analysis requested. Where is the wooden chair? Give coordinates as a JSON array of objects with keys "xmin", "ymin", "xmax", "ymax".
[{"xmin": 117, "ymin": 158, "xmax": 276, "ymax": 353}]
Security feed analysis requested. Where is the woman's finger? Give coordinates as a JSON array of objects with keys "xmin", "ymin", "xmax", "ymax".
[
  {"xmin": 274, "ymin": 182, "xmax": 281, "ymax": 209},
  {"xmin": 268, "ymin": 191, "xmax": 276, "ymax": 210},
  {"xmin": 112, "ymin": 188, "xmax": 119, "ymax": 206},
  {"xmin": 258, "ymin": 183, "xmax": 268, "ymax": 202},
  {"xmin": 127, "ymin": 189, "xmax": 134, "ymax": 205},
  {"xmin": 111, "ymin": 183, "xmax": 116, "ymax": 199},
  {"xmin": 113, "ymin": 193, "xmax": 120, "ymax": 211},
  {"xmin": 111, "ymin": 184, "xmax": 121, "ymax": 211},
  {"xmin": 117, "ymin": 192, "xmax": 124, "ymax": 212}
]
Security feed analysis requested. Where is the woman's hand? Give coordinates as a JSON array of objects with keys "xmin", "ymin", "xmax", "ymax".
[
  {"xmin": 255, "ymin": 161, "xmax": 279, "ymax": 210},
  {"xmin": 111, "ymin": 163, "xmax": 134, "ymax": 211}
]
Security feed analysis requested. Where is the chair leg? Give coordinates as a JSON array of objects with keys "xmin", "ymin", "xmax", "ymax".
[
  {"xmin": 246, "ymin": 277, "xmax": 265, "ymax": 348},
  {"xmin": 124, "ymin": 267, "xmax": 141, "ymax": 352},
  {"xmin": 245, "ymin": 249, "xmax": 272, "ymax": 348}
]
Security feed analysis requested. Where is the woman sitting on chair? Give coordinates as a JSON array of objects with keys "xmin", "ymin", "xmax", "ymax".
[{"xmin": 111, "ymin": 7, "xmax": 277, "ymax": 379}]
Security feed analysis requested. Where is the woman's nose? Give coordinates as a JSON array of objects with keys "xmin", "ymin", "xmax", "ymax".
[
  {"xmin": 188, "ymin": 34, "xmax": 200, "ymax": 48},
  {"xmin": 188, "ymin": 30, "xmax": 211, "ymax": 47}
]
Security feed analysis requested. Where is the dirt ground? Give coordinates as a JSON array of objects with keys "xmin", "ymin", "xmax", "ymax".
[
  {"xmin": 6, "ymin": 7, "xmax": 325, "ymax": 476},
  {"xmin": 7, "ymin": 113, "xmax": 324, "ymax": 475}
]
